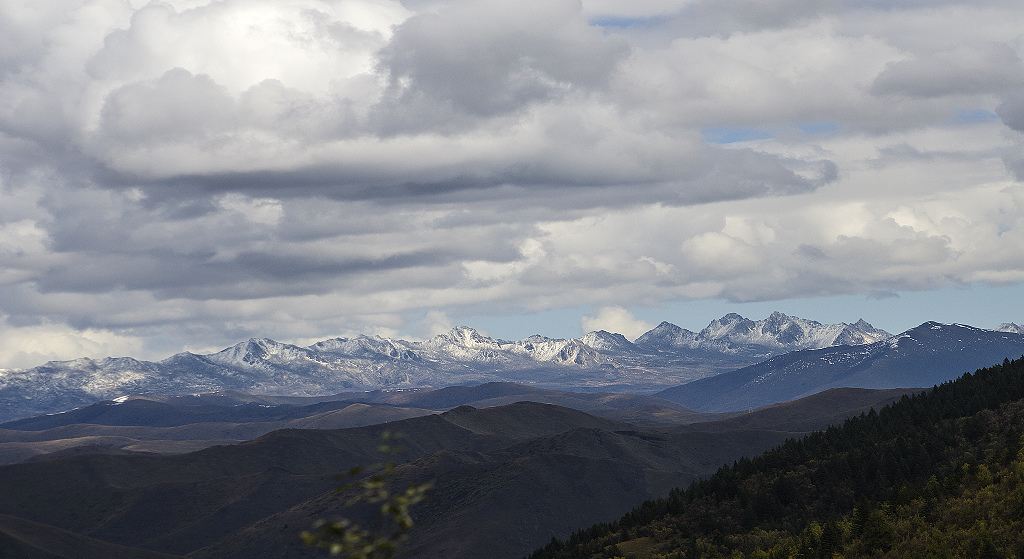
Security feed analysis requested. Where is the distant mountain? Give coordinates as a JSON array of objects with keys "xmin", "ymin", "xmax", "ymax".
[
  {"xmin": 996, "ymin": 322, "xmax": 1024, "ymax": 334},
  {"xmin": 634, "ymin": 311, "xmax": 890, "ymax": 357},
  {"xmin": 655, "ymin": 322, "xmax": 1024, "ymax": 412},
  {"xmin": 0, "ymin": 313, "xmax": 892, "ymax": 422}
]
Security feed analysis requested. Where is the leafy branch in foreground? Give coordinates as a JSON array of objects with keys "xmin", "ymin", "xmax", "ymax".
[{"xmin": 302, "ymin": 431, "xmax": 433, "ymax": 558}]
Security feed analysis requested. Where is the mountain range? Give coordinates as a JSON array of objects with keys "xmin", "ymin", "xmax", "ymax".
[
  {"xmin": 656, "ymin": 321, "xmax": 1024, "ymax": 411},
  {"xmin": 0, "ymin": 312, "xmax": 890, "ymax": 423}
]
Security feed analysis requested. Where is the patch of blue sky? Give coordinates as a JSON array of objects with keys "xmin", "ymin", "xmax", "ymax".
[
  {"xmin": 701, "ymin": 127, "xmax": 773, "ymax": 144},
  {"xmin": 409, "ymin": 282, "xmax": 1024, "ymax": 343},
  {"xmin": 631, "ymin": 282, "xmax": 1024, "ymax": 337},
  {"xmin": 408, "ymin": 305, "xmax": 593, "ymax": 342},
  {"xmin": 955, "ymin": 109, "xmax": 998, "ymax": 122},
  {"xmin": 589, "ymin": 16, "xmax": 660, "ymax": 28},
  {"xmin": 703, "ymin": 123, "xmax": 840, "ymax": 144}
]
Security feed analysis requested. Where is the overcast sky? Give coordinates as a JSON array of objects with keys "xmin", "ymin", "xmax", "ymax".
[{"xmin": 1, "ymin": 0, "xmax": 1024, "ymax": 368}]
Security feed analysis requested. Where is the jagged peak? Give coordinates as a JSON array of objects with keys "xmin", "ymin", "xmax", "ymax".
[
  {"xmin": 448, "ymin": 325, "xmax": 490, "ymax": 342},
  {"xmin": 995, "ymin": 322, "xmax": 1024, "ymax": 334},
  {"xmin": 581, "ymin": 330, "xmax": 634, "ymax": 351}
]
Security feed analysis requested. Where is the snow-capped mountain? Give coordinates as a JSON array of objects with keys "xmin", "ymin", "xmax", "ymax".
[
  {"xmin": 417, "ymin": 326, "xmax": 599, "ymax": 365},
  {"xmin": 995, "ymin": 322, "xmax": 1024, "ymax": 334},
  {"xmin": 0, "ymin": 312, "xmax": 918, "ymax": 423},
  {"xmin": 656, "ymin": 322, "xmax": 1024, "ymax": 412},
  {"xmin": 580, "ymin": 330, "xmax": 637, "ymax": 352},
  {"xmin": 635, "ymin": 311, "xmax": 890, "ymax": 357}
]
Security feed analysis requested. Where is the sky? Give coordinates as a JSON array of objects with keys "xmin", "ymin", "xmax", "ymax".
[{"xmin": 1, "ymin": 0, "xmax": 1024, "ymax": 368}]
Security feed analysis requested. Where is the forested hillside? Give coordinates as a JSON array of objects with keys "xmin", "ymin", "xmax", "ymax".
[{"xmin": 528, "ymin": 355, "xmax": 1024, "ymax": 558}]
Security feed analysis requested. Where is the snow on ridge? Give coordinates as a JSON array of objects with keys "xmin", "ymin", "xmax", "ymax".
[
  {"xmin": 995, "ymin": 322, "xmax": 1024, "ymax": 334},
  {"xmin": 415, "ymin": 326, "xmax": 594, "ymax": 364},
  {"xmin": 635, "ymin": 311, "xmax": 890, "ymax": 354},
  {"xmin": 580, "ymin": 331, "xmax": 634, "ymax": 351}
]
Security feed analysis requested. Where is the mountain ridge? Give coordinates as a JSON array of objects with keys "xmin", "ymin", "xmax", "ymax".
[
  {"xmin": 0, "ymin": 312, "xmax": 893, "ymax": 422},
  {"xmin": 655, "ymin": 321, "xmax": 1024, "ymax": 411}
]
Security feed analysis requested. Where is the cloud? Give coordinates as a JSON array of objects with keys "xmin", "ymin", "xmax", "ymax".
[
  {"xmin": 870, "ymin": 43, "xmax": 1024, "ymax": 98},
  {"xmin": 0, "ymin": 315, "xmax": 150, "ymax": 370},
  {"xmin": 376, "ymin": 0, "xmax": 630, "ymax": 126},
  {"xmin": 0, "ymin": 0, "xmax": 1022, "ymax": 365},
  {"xmin": 98, "ymin": 68, "xmax": 237, "ymax": 145},
  {"xmin": 0, "ymin": 0, "xmax": 837, "ymax": 209},
  {"xmin": 416, "ymin": 310, "xmax": 456, "ymax": 339},
  {"xmin": 581, "ymin": 306, "xmax": 656, "ymax": 340}
]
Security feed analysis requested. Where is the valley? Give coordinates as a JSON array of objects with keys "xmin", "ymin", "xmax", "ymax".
[
  {"xmin": 0, "ymin": 313, "xmax": 1022, "ymax": 559},
  {"xmin": 0, "ymin": 385, "xmax": 915, "ymax": 559}
]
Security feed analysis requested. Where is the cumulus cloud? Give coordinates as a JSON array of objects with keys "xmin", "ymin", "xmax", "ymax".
[
  {"xmin": 0, "ymin": 0, "xmax": 1022, "ymax": 365},
  {"xmin": 376, "ymin": 0, "xmax": 629, "ymax": 127},
  {"xmin": 581, "ymin": 307, "xmax": 656, "ymax": 341},
  {"xmin": 0, "ymin": 316, "xmax": 150, "ymax": 370}
]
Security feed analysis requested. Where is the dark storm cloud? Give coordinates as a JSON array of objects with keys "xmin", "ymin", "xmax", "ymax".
[
  {"xmin": 122, "ymin": 144, "xmax": 835, "ymax": 209},
  {"xmin": 32, "ymin": 246, "xmax": 460, "ymax": 297}
]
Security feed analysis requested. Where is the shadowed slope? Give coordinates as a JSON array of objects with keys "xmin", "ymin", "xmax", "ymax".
[
  {"xmin": 0, "ymin": 402, "xmax": 631, "ymax": 556},
  {"xmin": 666, "ymin": 387, "xmax": 923, "ymax": 433},
  {"xmin": 0, "ymin": 513, "xmax": 182, "ymax": 559}
]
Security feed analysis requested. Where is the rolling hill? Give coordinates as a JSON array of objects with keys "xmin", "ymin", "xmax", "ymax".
[{"xmin": 0, "ymin": 385, "xmax": 924, "ymax": 559}]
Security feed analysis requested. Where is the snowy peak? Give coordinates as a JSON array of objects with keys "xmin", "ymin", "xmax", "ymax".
[
  {"xmin": 309, "ymin": 336, "xmax": 419, "ymax": 360},
  {"xmin": 701, "ymin": 313, "xmax": 756, "ymax": 339},
  {"xmin": 580, "ymin": 330, "xmax": 636, "ymax": 352},
  {"xmin": 832, "ymin": 319, "xmax": 892, "ymax": 346},
  {"xmin": 417, "ymin": 326, "xmax": 506, "ymax": 360},
  {"xmin": 697, "ymin": 311, "xmax": 892, "ymax": 352},
  {"xmin": 415, "ymin": 326, "xmax": 598, "ymax": 365},
  {"xmin": 207, "ymin": 338, "xmax": 312, "ymax": 368},
  {"xmin": 551, "ymin": 339, "xmax": 600, "ymax": 365},
  {"xmin": 996, "ymin": 322, "xmax": 1024, "ymax": 334},
  {"xmin": 633, "ymin": 322, "xmax": 699, "ymax": 349},
  {"xmin": 420, "ymin": 326, "xmax": 495, "ymax": 351}
]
